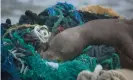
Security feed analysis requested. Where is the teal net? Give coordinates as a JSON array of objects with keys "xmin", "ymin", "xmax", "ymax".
[
  {"xmin": 2, "ymin": 28, "xmax": 120, "ymax": 80},
  {"xmin": 1, "ymin": 2, "xmax": 120, "ymax": 80},
  {"xmin": 21, "ymin": 51, "xmax": 120, "ymax": 80}
]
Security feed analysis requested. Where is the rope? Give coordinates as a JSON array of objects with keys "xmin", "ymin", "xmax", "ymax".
[
  {"xmin": 9, "ymin": 49, "xmax": 26, "ymax": 73},
  {"xmin": 12, "ymin": 31, "xmax": 37, "ymax": 55},
  {"xmin": 52, "ymin": 8, "xmax": 64, "ymax": 32},
  {"xmin": 46, "ymin": 62, "xmax": 59, "ymax": 69},
  {"xmin": 1, "ymin": 2, "xmax": 121, "ymax": 80},
  {"xmin": 47, "ymin": 7, "xmax": 56, "ymax": 16},
  {"xmin": 84, "ymin": 45, "xmax": 120, "ymax": 69},
  {"xmin": 2, "ymin": 24, "xmax": 38, "ymax": 38},
  {"xmin": 38, "ymin": 2, "xmax": 84, "ymax": 33},
  {"xmin": 32, "ymin": 25, "xmax": 51, "ymax": 43}
]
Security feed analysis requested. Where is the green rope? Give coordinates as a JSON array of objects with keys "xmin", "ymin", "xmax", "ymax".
[
  {"xmin": 2, "ymin": 28, "xmax": 121, "ymax": 80},
  {"xmin": 100, "ymin": 53, "xmax": 121, "ymax": 69},
  {"xmin": 52, "ymin": 8, "xmax": 64, "ymax": 32},
  {"xmin": 21, "ymin": 54, "xmax": 97, "ymax": 80},
  {"xmin": 2, "ymin": 2, "xmax": 121, "ymax": 80},
  {"xmin": 82, "ymin": 46, "xmax": 92, "ymax": 53},
  {"xmin": 12, "ymin": 30, "xmax": 37, "ymax": 55},
  {"xmin": 2, "ymin": 24, "xmax": 38, "ymax": 38}
]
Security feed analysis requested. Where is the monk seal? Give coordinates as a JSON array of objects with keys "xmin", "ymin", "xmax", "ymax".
[{"xmin": 40, "ymin": 19, "xmax": 133, "ymax": 69}]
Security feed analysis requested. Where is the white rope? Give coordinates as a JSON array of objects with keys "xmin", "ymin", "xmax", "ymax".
[
  {"xmin": 77, "ymin": 64, "xmax": 103, "ymax": 80},
  {"xmin": 94, "ymin": 64, "xmax": 103, "ymax": 73},
  {"xmin": 9, "ymin": 49, "xmax": 26, "ymax": 73},
  {"xmin": 33, "ymin": 25, "xmax": 51, "ymax": 43},
  {"xmin": 23, "ymin": 66, "xmax": 28, "ymax": 74},
  {"xmin": 46, "ymin": 61, "xmax": 59, "ymax": 69}
]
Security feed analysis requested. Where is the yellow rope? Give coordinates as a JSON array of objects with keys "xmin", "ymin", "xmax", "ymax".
[{"xmin": 2, "ymin": 24, "xmax": 39, "ymax": 38}]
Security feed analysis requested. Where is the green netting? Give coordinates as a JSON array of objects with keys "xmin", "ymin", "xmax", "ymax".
[
  {"xmin": 20, "ymin": 50, "xmax": 120, "ymax": 80},
  {"xmin": 21, "ymin": 54, "xmax": 96, "ymax": 80},
  {"xmin": 1, "ymin": 2, "xmax": 121, "ymax": 80},
  {"xmin": 1, "ymin": 24, "xmax": 121, "ymax": 80}
]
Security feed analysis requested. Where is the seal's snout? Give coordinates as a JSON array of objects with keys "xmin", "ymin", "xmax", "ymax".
[
  {"xmin": 41, "ymin": 51, "xmax": 60, "ymax": 61},
  {"xmin": 41, "ymin": 51, "xmax": 53, "ymax": 59}
]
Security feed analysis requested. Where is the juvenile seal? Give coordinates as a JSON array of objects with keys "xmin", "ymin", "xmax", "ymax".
[{"xmin": 40, "ymin": 19, "xmax": 133, "ymax": 69}]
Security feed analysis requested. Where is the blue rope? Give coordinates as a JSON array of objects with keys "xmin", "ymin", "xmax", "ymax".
[
  {"xmin": 1, "ymin": 43, "xmax": 20, "ymax": 80},
  {"xmin": 73, "ymin": 11, "xmax": 84, "ymax": 24},
  {"xmin": 47, "ymin": 7, "xmax": 56, "ymax": 16},
  {"xmin": 56, "ymin": 2, "xmax": 74, "ymax": 10}
]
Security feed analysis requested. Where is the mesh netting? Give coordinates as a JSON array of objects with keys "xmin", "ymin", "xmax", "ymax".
[{"xmin": 1, "ymin": 2, "xmax": 121, "ymax": 80}]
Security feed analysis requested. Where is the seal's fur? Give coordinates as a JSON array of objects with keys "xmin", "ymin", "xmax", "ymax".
[{"xmin": 41, "ymin": 19, "xmax": 133, "ymax": 69}]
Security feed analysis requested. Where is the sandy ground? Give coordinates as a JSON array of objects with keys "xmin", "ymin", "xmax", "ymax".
[{"xmin": 1, "ymin": 0, "xmax": 133, "ymax": 24}]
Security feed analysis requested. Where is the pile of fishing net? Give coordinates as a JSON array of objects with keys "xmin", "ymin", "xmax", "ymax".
[{"xmin": 1, "ymin": 2, "xmax": 122, "ymax": 80}]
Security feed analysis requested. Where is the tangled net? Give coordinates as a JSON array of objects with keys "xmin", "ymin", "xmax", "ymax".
[{"xmin": 1, "ymin": 2, "xmax": 121, "ymax": 80}]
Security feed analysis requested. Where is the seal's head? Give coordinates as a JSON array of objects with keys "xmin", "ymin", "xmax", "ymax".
[
  {"xmin": 40, "ymin": 31, "xmax": 81, "ymax": 62},
  {"xmin": 40, "ymin": 49, "xmax": 64, "ymax": 62},
  {"xmin": 40, "ymin": 44, "xmax": 81, "ymax": 62}
]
